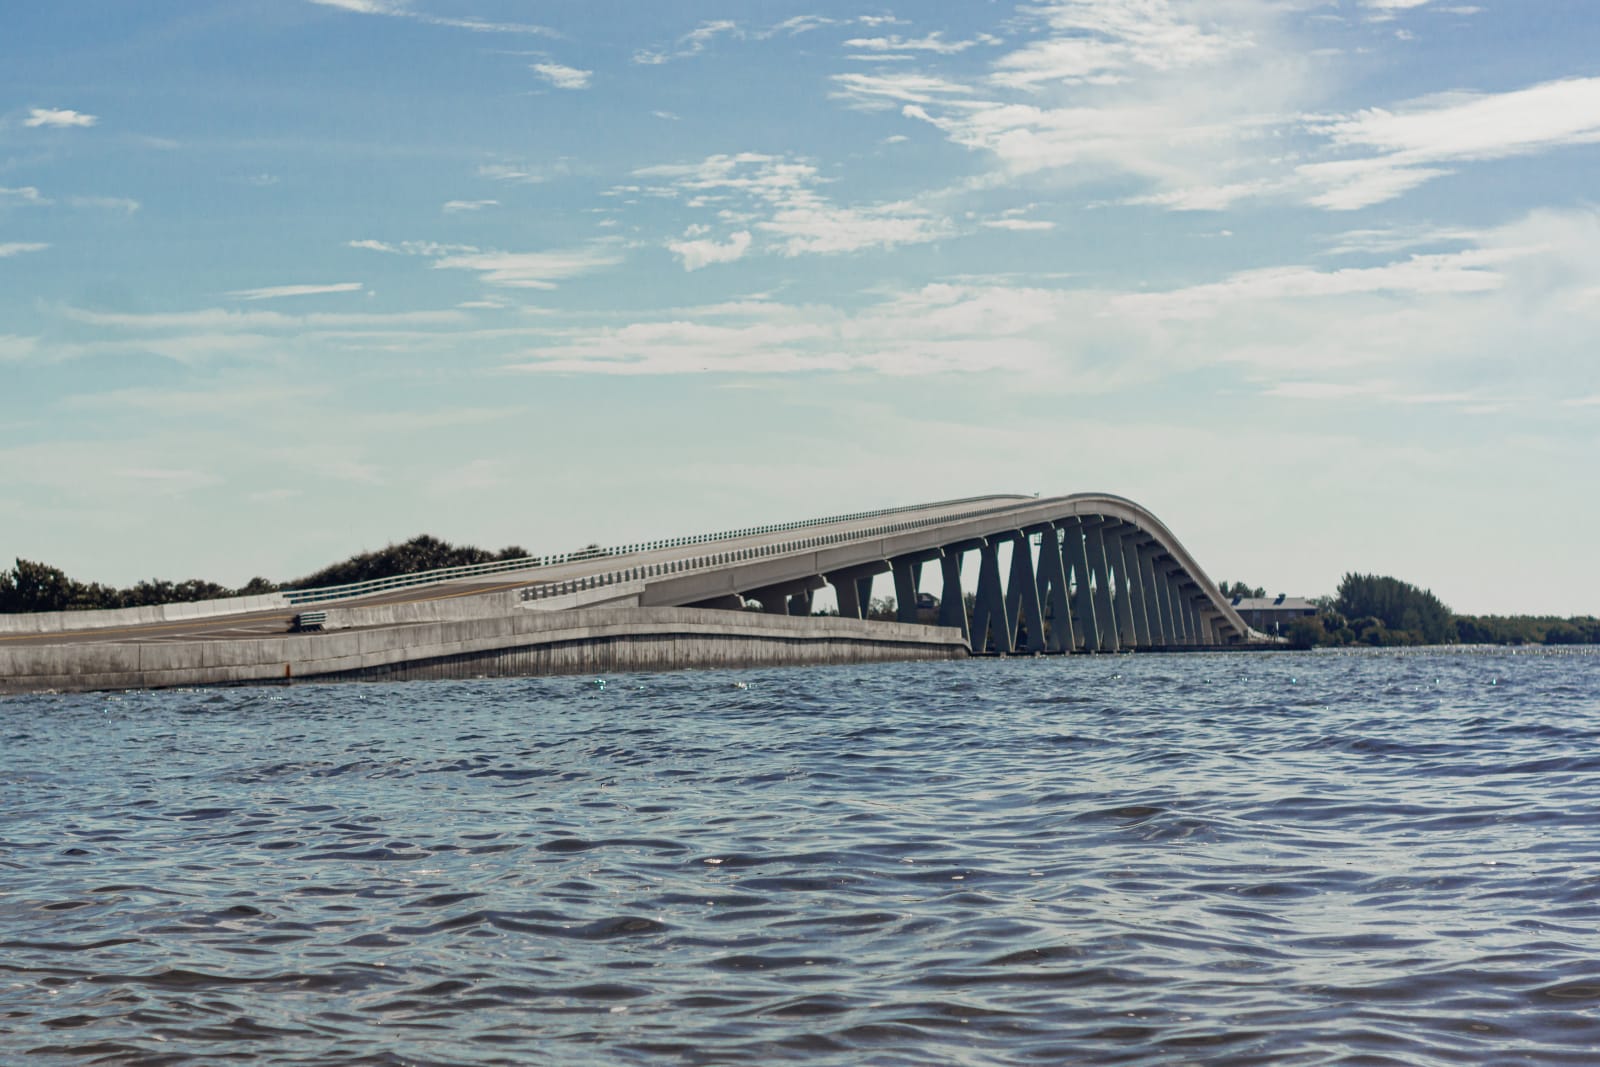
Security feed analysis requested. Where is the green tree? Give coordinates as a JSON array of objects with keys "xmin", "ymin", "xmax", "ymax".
[{"xmin": 1335, "ymin": 573, "xmax": 1454, "ymax": 644}]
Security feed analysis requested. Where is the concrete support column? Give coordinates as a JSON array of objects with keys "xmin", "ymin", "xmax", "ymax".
[
  {"xmin": 938, "ymin": 549, "xmax": 969, "ymax": 642},
  {"xmin": 746, "ymin": 575, "xmax": 824, "ymax": 617},
  {"xmin": 1028, "ymin": 523, "xmax": 1074, "ymax": 653},
  {"xmin": 891, "ymin": 550, "xmax": 940, "ymax": 625},
  {"xmin": 1102, "ymin": 523, "xmax": 1139, "ymax": 649},
  {"xmin": 1136, "ymin": 543, "xmax": 1167, "ymax": 646},
  {"xmin": 1147, "ymin": 551, "xmax": 1178, "ymax": 646},
  {"xmin": 826, "ymin": 563, "xmax": 888, "ymax": 621},
  {"xmin": 969, "ymin": 538, "xmax": 1013, "ymax": 654},
  {"xmin": 1084, "ymin": 521, "xmax": 1121, "ymax": 652},
  {"xmin": 1005, "ymin": 531, "xmax": 1047, "ymax": 653},
  {"xmin": 1063, "ymin": 519, "xmax": 1101, "ymax": 651},
  {"xmin": 1166, "ymin": 572, "xmax": 1191, "ymax": 644},
  {"xmin": 1118, "ymin": 531, "xmax": 1152, "ymax": 648}
]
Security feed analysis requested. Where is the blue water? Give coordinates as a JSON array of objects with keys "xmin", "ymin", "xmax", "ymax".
[{"xmin": 3, "ymin": 647, "xmax": 1599, "ymax": 1065}]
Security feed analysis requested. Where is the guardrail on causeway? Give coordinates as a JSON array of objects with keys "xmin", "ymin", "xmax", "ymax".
[
  {"xmin": 282, "ymin": 494, "xmax": 1023, "ymax": 606},
  {"xmin": 514, "ymin": 495, "xmax": 1083, "ymax": 604}
]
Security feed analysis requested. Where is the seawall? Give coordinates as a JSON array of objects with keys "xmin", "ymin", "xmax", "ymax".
[{"xmin": 0, "ymin": 608, "xmax": 968, "ymax": 695}]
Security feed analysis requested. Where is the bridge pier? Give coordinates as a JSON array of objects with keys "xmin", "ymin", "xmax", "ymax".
[
  {"xmin": 826, "ymin": 562, "xmax": 890, "ymax": 620},
  {"xmin": 1084, "ymin": 520, "xmax": 1120, "ymax": 653},
  {"xmin": 1028, "ymin": 523, "xmax": 1074, "ymax": 653},
  {"xmin": 1062, "ymin": 520, "xmax": 1100, "ymax": 651},
  {"xmin": 747, "ymin": 576, "xmax": 825, "ymax": 616},
  {"xmin": 969, "ymin": 538, "xmax": 1013, "ymax": 654},
  {"xmin": 1117, "ymin": 529, "xmax": 1153, "ymax": 647},
  {"xmin": 891, "ymin": 549, "xmax": 941, "ymax": 625}
]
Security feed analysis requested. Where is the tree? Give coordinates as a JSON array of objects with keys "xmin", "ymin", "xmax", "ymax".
[
  {"xmin": 1, "ymin": 559, "xmax": 76, "ymax": 612},
  {"xmin": 1334, "ymin": 573, "xmax": 1454, "ymax": 645}
]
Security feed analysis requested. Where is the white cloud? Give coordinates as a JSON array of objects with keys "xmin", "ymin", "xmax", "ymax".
[
  {"xmin": 25, "ymin": 107, "xmax": 97, "ymax": 129},
  {"xmin": 0, "ymin": 185, "xmax": 51, "ymax": 206},
  {"xmin": 69, "ymin": 195, "xmax": 141, "ymax": 213},
  {"xmin": 760, "ymin": 201, "xmax": 950, "ymax": 256},
  {"xmin": 830, "ymin": 72, "xmax": 974, "ymax": 109},
  {"xmin": 983, "ymin": 218, "xmax": 1056, "ymax": 231},
  {"xmin": 1111, "ymin": 248, "xmax": 1512, "ymax": 320},
  {"xmin": 442, "ymin": 199, "xmax": 499, "ymax": 213},
  {"xmin": 432, "ymin": 246, "xmax": 623, "ymax": 288},
  {"xmin": 478, "ymin": 161, "xmax": 566, "ymax": 184},
  {"xmin": 494, "ymin": 207, "xmax": 1600, "ymax": 425},
  {"xmin": 988, "ymin": 0, "xmax": 1251, "ymax": 89},
  {"xmin": 638, "ymin": 152, "xmax": 954, "ymax": 259},
  {"xmin": 0, "ymin": 334, "xmax": 41, "ymax": 362},
  {"xmin": 227, "ymin": 282, "xmax": 366, "ymax": 300},
  {"xmin": 63, "ymin": 305, "xmax": 464, "ymax": 332},
  {"xmin": 349, "ymin": 238, "xmax": 478, "ymax": 256},
  {"xmin": 1319, "ymin": 225, "xmax": 1482, "ymax": 257},
  {"xmin": 0, "ymin": 242, "xmax": 49, "ymax": 257},
  {"xmin": 835, "ymin": 2, "xmax": 1311, "ymax": 214},
  {"xmin": 844, "ymin": 33, "xmax": 983, "ymax": 55},
  {"xmin": 532, "ymin": 63, "xmax": 592, "ymax": 90},
  {"xmin": 669, "ymin": 231, "xmax": 752, "ymax": 271},
  {"xmin": 841, "ymin": 6, "xmax": 1592, "ymax": 215},
  {"xmin": 304, "ymin": 0, "xmax": 551, "ymax": 35},
  {"xmin": 1298, "ymin": 77, "xmax": 1600, "ymax": 208},
  {"xmin": 633, "ymin": 19, "xmax": 740, "ymax": 64}
]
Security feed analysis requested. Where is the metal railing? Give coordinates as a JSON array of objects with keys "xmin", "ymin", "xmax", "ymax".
[
  {"xmin": 517, "ymin": 496, "xmax": 1060, "ymax": 603},
  {"xmin": 282, "ymin": 493, "xmax": 1024, "ymax": 606}
]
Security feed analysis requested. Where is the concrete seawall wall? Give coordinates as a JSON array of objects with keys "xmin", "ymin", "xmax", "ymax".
[
  {"xmin": 0, "ymin": 592, "xmax": 291, "ymax": 635},
  {"xmin": 0, "ymin": 608, "xmax": 967, "ymax": 695}
]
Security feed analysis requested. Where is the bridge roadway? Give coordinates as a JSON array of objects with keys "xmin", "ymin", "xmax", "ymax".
[
  {"xmin": 0, "ymin": 492, "xmax": 1253, "ymax": 656},
  {"xmin": 0, "ymin": 496, "xmax": 1034, "ymax": 647}
]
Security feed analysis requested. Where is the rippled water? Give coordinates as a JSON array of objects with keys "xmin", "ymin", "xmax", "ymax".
[{"xmin": 4, "ymin": 648, "xmax": 1600, "ymax": 1065}]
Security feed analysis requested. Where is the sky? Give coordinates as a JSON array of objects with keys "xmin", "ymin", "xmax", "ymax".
[{"xmin": 2, "ymin": 0, "xmax": 1598, "ymax": 616}]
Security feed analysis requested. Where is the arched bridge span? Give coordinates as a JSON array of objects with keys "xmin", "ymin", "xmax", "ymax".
[{"xmin": 523, "ymin": 493, "xmax": 1254, "ymax": 652}]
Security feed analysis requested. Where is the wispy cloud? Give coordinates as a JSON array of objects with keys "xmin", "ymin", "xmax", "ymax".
[
  {"xmin": 633, "ymin": 20, "xmax": 740, "ymax": 65},
  {"xmin": 637, "ymin": 152, "xmax": 952, "ymax": 258},
  {"xmin": 442, "ymin": 199, "xmax": 498, "ymax": 213},
  {"xmin": 983, "ymin": 218, "xmax": 1056, "ymax": 232},
  {"xmin": 303, "ymin": 0, "xmax": 551, "ymax": 36},
  {"xmin": 844, "ymin": 33, "xmax": 989, "ymax": 56},
  {"xmin": 532, "ymin": 63, "xmax": 592, "ymax": 90},
  {"xmin": 69, "ymin": 195, "xmax": 141, "ymax": 213},
  {"xmin": 349, "ymin": 238, "xmax": 477, "ymax": 256},
  {"xmin": 432, "ymin": 245, "xmax": 623, "ymax": 289},
  {"xmin": 478, "ymin": 161, "xmax": 568, "ymax": 184},
  {"xmin": 0, "ymin": 242, "xmax": 49, "ymax": 258},
  {"xmin": 832, "ymin": 3, "xmax": 1579, "ymax": 215},
  {"xmin": 24, "ymin": 107, "xmax": 97, "ymax": 129},
  {"xmin": 496, "ymin": 207, "xmax": 1600, "ymax": 418},
  {"xmin": 351, "ymin": 236, "xmax": 619, "ymax": 289},
  {"xmin": 227, "ymin": 282, "xmax": 365, "ymax": 300},
  {"xmin": 0, "ymin": 185, "xmax": 51, "ymax": 206},
  {"xmin": 1299, "ymin": 77, "xmax": 1600, "ymax": 209}
]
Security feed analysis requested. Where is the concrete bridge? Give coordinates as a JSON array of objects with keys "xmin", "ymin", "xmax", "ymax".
[
  {"xmin": 514, "ymin": 492, "xmax": 1252, "ymax": 652},
  {"xmin": 0, "ymin": 493, "xmax": 1259, "ymax": 693}
]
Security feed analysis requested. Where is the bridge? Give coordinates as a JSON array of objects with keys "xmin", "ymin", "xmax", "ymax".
[
  {"xmin": 506, "ymin": 492, "xmax": 1252, "ymax": 652},
  {"xmin": 0, "ymin": 493, "xmax": 1260, "ymax": 692}
]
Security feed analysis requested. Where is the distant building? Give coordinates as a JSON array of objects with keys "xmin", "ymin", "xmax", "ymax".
[{"xmin": 1230, "ymin": 594, "xmax": 1318, "ymax": 634}]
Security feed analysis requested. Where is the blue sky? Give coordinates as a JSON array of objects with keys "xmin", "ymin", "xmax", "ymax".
[{"xmin": 3, "ymin": 0, "xmax": 1597, "ymax": 615}]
